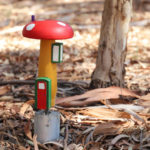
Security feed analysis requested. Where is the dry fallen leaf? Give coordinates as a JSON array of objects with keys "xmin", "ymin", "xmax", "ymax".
[
  {"xmin": 26, "ymin": 99, "xmax": 35, "ymax": 106},
  {"xmin": 19, "ymin": 102, "xmax": 32, "ymax": 116},
  {"xmin": 56, "ymin": 86, "xmax": 140, "ymax": 107},
  {"xmin": 19, "ymin": 146, "xmax": 30, "ymax": 150},
  {"xmin": 93, "ymin": 121, "xmax": 135, "ymax": 136},
  {"xmin": 84, "ymin": 142, "xmax": 100, "ymax": 150},
  {"xmin": 140, "ymin": 93, "xmax": 150, "ymax": 101},
  {"xmin": 108, "ymin": 134, "xmax": 129, "ymax": 150},
  {"xmin": 24, "ymin": 121, "xmax": 33, "ymax": 141},
  {"xmin": 0, "ymin": 95, "xmax": 13, "ymax": 101},
  {"xmin": 0, "ymin": 86, "xmax": 10, "ymax": 96},
  {"xmin": 33, "ymin": 135, "xmax": 39, "ymax": 150},
  {"xmin": 135, "ymin": 93, "xmax": 150, "ymax": 107},
  {"xmin": 78, "ymin": 107, "xmax": 131, "ymax": 121}
]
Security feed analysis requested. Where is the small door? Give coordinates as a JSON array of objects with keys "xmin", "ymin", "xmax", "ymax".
[
  {"xmin": 35, "ymin": 77, "xmax": 51, "ymax": 110},
  {"xmin": 37, "ymin": 81, "xmax": 47, "ymax": 109}
]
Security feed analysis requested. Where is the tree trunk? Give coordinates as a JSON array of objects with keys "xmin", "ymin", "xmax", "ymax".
[{"xmin": 90, "ymin": 0, "xmax": 132, "ymax": 88}]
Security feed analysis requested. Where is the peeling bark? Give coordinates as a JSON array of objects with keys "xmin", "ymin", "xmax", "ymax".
[{"xmin": 90, "ymin": 0, "xmax": 132, "ymax": 88}]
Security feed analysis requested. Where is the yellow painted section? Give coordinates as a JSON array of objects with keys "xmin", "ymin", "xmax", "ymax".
[{"xmin": 38, "ymin": 39, "xmax": 57, "ymax": 107}]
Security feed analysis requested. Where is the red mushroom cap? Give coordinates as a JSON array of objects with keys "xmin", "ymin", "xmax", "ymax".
[{"xmin": 22, "ymin": 20, "xmax": 74, "ymax": 40}]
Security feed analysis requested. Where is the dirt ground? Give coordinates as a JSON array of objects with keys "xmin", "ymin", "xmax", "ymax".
[{"xmin": 0, "ymin": 0, "xmax": 150, "ymax": 149}]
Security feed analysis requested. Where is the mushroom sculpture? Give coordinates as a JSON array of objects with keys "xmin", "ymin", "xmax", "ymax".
[
  {"xmin": 22, "ymin": 16, "xmax": 74, "ymax": 143},
  {"xmin": 23, "ymin": 17, "xmax": 73, "ymax": 108}
]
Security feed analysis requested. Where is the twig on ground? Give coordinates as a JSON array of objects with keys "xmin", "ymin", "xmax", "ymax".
[
  {"xmin": 0, "ymin": 80, "xmax": 89, "ymax": 87},
  {"xmin": 64, "ymin": 123, "xmax": 69, "ymax": 150},
  {"xmin": 0, "ymin": 80, "xmax": 35, "ymax": 86},
  {"xmin": 33, "ymin": 135, "xmax": 39, "ymax": 150},
  {"xmin": 140, "ymin": 127, "xmax": 144, "ymax": 150}
]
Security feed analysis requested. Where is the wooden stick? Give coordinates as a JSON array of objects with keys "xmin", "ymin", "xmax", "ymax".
[
  {"xmin": 0, "ymin": 80, "xmax": 89, "ymax": 87},
  {"xmin": 64, "ymin": 123, "xmax": 69, "ymax": 150},
  {"xmin": 0, "ymin": 80, "xmax": 35, "ymax": 86}
]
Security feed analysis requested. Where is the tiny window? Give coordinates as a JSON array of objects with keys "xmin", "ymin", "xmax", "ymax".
[
  {"xmin": 38, "ymin": 83, "xmax": 45, "ymax": 89},
  {"xmin": 52, "ymin": 43, "xmax": 63, "ymax": 63}
]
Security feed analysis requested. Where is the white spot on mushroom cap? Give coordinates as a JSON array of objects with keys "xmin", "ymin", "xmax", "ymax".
[
  {"xmin": 57, "ymin": 22, "xmax": 66, "ymax": 26},
  {"xmin": 26, "ymin": 23, "xmax": 35, "ymax": 31}
]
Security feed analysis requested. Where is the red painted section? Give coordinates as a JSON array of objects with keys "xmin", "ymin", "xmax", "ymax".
[
  {"xmin": 23, "ymin": 20, "xmax": 74, "ymax": 40},
  {"xmin": 37, "ymin": 81, "xmax": 47, "ymax": 109}
]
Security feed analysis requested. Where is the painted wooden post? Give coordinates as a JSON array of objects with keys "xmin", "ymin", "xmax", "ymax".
[{"xmin": 22, "ymin": 16, "xmax": 74, "ymax": 143}]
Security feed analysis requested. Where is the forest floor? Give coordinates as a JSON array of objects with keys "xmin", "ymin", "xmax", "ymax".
[{"xmin": 0, "ymin": 0, "xmax": 150, "ymax": 149}]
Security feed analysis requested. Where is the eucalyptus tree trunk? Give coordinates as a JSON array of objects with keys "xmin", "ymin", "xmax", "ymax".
[{"xmin": 90, "ymin": 0, "xmax": 132, "ymax": 88}]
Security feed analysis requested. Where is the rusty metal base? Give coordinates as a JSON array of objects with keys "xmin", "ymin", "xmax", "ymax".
[{"xmin": 34, "ymin": 110, "xmax": 60, "ymax": 144}]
